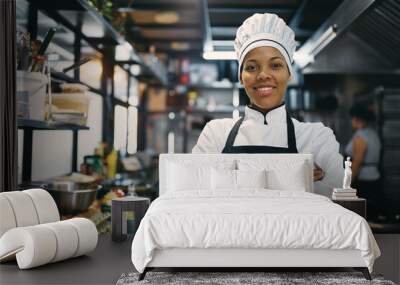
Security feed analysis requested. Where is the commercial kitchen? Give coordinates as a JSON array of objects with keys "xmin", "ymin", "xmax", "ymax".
[{"xmin": 0, "ymin": 0, "xmax": 399, "ymax": 284}]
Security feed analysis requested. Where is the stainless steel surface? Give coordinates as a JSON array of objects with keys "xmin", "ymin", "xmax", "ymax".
[
  {"xmin": 299, "ymin": 0, "xmax": 400, "ymax": 74},
  {"xmin": 45, "ymin": 181, "xmax": 98, "ymax": 215},
  {"xmin": 298, "ymin": 0, "xmax": 375, "ymax": 57},
  {"xmin": 351, "ymin": 0, "xmax": 400, "ymax": 67}
]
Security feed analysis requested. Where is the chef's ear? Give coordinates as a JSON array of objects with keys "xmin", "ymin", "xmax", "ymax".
[{"xmin": 239, "ymin": 65, "xmax": 244, "ymax": 84}]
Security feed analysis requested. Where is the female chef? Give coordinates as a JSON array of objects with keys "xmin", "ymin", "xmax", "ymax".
[{"xmin": 192, "ymin": 13, "xmax": 344, "ymax": 197}]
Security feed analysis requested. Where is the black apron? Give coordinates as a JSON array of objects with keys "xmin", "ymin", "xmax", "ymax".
[{"xmin": 221, "ymin": 113, "xmax": 298, "ymax": 154}]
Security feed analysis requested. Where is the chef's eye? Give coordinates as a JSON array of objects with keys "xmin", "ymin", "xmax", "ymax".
[
  {"xmin": 271, "ymin": 62, "xmax": 284, "ymax": 69},
  {"xmin": 244, "ymin": 64, "xmax": 257, "ymax": 72}
]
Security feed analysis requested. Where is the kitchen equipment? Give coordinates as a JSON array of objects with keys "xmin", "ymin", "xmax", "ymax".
[
  {"xmin": 45, "ymin": 181, "xmax": 98, "ymax": 215},
  {"xmin": 17, "ymin": 71, "xmax": 48, "ymax": 120},
  {"xmin": 62, "ymin": 57, "xmax": 93, "ymax": 73},
  {"xmin": 30, "ymin": 27, "xmax": 57, "ymax": 72},
  {"xmin": 111, "ymin": 196, "xmax": 150, "ymax": 242},
  {"xmin": 49, "ymin": 91, "xmax": 91, "ymax": 126}
]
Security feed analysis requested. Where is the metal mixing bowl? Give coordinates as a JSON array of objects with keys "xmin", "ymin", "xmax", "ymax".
[{"xmin": 45, "ymin": 181, "xmax": 98, "ymax": 215}]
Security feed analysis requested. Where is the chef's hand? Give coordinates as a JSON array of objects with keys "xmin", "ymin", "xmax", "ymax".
[{"xmin": 313, "ymin": 163, "xmax": 325, "ymax": 181}]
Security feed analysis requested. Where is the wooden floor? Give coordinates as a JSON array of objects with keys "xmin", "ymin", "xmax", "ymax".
[{"xmin": 0, "ymin": 235, "xmax": 134, "ymax": 285}]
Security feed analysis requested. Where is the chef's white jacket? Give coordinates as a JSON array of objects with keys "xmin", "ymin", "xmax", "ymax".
[{"xmin": 192, "ymin": 105, "xmax": 344, "ymax": 197}]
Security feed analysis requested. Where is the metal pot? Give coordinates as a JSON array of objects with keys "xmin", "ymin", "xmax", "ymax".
[{"xmin": 45, "ymin": 181, "xmax": 98, "ymax": 215}]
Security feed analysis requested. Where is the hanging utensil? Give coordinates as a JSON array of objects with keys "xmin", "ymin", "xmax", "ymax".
[
  {"xmin": 62, "ymin": 57, "xmax": 93, "ymax": 73},
  {"xmin": 30, "ymin": 27, "xmax": 57, "ymax": 72}
]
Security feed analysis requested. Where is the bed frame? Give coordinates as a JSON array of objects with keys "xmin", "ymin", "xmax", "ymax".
[
  {"xmin": 138, "ymin": 154, "xmax": 372, "ymax": 281},
  {"xmin": 139, "ymin": 249, "xmax": 371, "ymax": 280}
]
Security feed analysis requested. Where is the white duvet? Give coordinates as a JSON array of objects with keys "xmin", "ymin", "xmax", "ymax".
[{"xmin": 131, "ymin": 190, "xmax": 380, "ymax": 273}]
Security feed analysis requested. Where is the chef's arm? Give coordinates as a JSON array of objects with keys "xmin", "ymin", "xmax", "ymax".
[
  {"xmin": 320, "ymin": 150, "xmax": 345, "ymax": 189},
  {"xmin": 192, "ymin": 123, "xmax": 219, "ymax": 153},
  {"xmin": 351, "ymin": 136, "xmax": 367, "ymax": 179},
  {"xmin": 312, "ymin": 127, "xmax": 344, "ymax": 196}
]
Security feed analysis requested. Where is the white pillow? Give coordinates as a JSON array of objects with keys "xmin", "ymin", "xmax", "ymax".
[
  {"xmin": 236, "ymin": 169, "xmax": 267, "ymax": 189},
  {"xmin": 266, "ymin": 162, "xmax": 307, "ymax": 191},
  {"xmin": 167, "ymin": 159, "xmax": 236, "ymax": 192},
  {"xmin": 211, "ymin": 168, "xmax": 236, "ymax": 190},
  {"xmin": 167, "ymin": 162, "xmax": 211, "ymax": 191},
  {"xmin": 211, "ymin": 169, "xmax": 267, "ymax": 191},
  {"xmin": 237, "ymin": 159, "xmax": 308, "ymax": 191}
]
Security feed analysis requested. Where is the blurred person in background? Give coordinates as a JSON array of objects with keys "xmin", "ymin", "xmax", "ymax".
[{"xmin": 345, "ymin": 104, "xmax": 382, "ymax": 220}]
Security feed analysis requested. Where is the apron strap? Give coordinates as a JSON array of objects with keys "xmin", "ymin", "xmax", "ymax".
[
  {"xmin": 286, "ymin": 114, "xmax": 298, "ymax": 153},
  {"xmin": 223, "ymin": 117, "xmax": 245, "ymax": 150}
]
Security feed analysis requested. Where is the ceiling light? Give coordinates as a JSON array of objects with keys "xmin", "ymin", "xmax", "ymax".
[
  {"xmin": 154, "ymin": 11, "xmax": 179, "ymax": 24},
  {"xmin": 293, "ymin": 51, "xmax": 314, "ymax": 68},
  {"xmin": 171, "ymin": 42, "xmax": 190, "ymax": 51},
  {"xmin": 115, "ymin": 42, "xmax": 133, "ymax": 61},
  {"xmin": 203, "ymin": 51, "xmax": 236, "ymax": 60},
  {"xmin": 309, "ymin": 25, "xmax": 337, "ymax": 56},
  {"xmin": 294, "ymin": 24, "xmax": 337, "ymax": 68},
  {"xmin": 213, "ymin": 40, "xmax": 235, "ymax": 47},
  {"xmin": 117, "ymin": 7, "xmax": 135, "ymax": 12},
  {"xmin": 130, "ymin": 64, "xmax": 141, "ymax": 76}
]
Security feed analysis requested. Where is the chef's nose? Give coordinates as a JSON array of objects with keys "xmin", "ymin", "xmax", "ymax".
[{"xmin": 256, "ymin": 67, "xmax": 272, "ymax": 80}]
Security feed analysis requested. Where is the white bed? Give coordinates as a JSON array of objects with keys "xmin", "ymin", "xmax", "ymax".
[{"xmin": 131, "ymin": 154, "xmax": 380, "ymax": 280}]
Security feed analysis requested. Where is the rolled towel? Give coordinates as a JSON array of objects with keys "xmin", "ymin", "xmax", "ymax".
[
  {"xmin": 0, "ymin": 196, "xmax": 17, "ymax": 238},
  {"xmin": 0, "ymin": 226, "xmax": 57, "ymax": 269},
  {"xmin": 0, "ymin": 218, "xmax": 98, "ymax": 269},
  {"xmin": 23, "ymin": 189, "xmax": 59, "ymax": 224},
  {"xmin": 0, "ymin": 192, "xmax": 39, "ymax": 227},
  {"xmin": 42, "ymin": 221, "xmax": 79, "ymax": 263},
  {"xmin": 66, "ymin": 218, "xmax": 98, "ymax": 257}
]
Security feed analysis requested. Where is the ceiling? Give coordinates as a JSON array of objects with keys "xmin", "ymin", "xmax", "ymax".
[
  {"xmin": 113, "ymin": 0, "xmax": 344, "ymax": 59},
  {"xmin": 299, "ymin": 0, "xmax": 400, "ymax": 74}
]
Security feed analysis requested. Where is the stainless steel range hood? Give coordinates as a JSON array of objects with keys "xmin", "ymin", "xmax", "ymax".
[{"xmin": 296, "ymin": 0, "xmax": 400, "ymax": 74}]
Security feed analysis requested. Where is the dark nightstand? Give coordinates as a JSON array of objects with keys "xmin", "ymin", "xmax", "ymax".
[
  {"xmin": 332, "ymin": 198, "xmax": 366, "ymax": 218},
  {"xmin": 111, "ymin": 196, "xmax": 150, "ymax": 242}
]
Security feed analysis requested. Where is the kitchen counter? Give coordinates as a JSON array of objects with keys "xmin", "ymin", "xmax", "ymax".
[{"xmin": 0, "ymin": 235, "xmax": 134, "ymax": 285}]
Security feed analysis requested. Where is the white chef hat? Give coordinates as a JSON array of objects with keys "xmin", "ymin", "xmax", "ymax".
[{"xmin": 234, "ymin": 13, "xmax": 296, "ymax": 80}]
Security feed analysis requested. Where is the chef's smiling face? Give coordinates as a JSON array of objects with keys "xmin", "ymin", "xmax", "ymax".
[{"xmin": 240, "ymin": 46, "xmax": 290, "ymax": 110}]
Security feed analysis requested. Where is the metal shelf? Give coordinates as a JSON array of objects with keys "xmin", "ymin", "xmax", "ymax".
[
  {"xmin": 18, "ymin": 118, "xmax": 89, "ymax": 183},
  {"xmin": 18, "ymin": 118, "xmax": 89, "ymax": 130},
  {"xmin": 30, "ymin": 0, "xmax": 167, "ymax": 86},
  {"xmin": 186, "ymin": 84, "xmax": 241, "ymax": 90},
  {"xmin": 51, "ymin": 71, "xmax": 105, "ymax": 96},
  {"xmin": 143, "ymin": 106, "xmax": 245, "ymax": 116},
  {"xmin": 136, "ymin": 64, "xmax": 168, "ymax": 86},
  {"xmin": 29, "ymin": 0, "xmax": 122, "ymax": 46},
  {"xmin": 115, "ymin": 61, "xmax": 166, "ymax": 87}
]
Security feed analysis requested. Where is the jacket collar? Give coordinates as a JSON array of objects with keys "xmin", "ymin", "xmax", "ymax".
[{"xmin": 245, "ymin": 103, "xmax": 286, "ymax": 125}]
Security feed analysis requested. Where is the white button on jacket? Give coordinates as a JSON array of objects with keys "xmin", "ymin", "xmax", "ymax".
[{"xmin": 192, "ymin": 105, "xmax": 344, "ymax": 197}]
